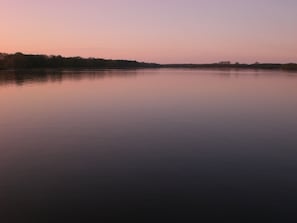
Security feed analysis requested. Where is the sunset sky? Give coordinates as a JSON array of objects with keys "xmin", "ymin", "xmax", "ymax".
[{"xmin": 1, "ymin": 0, "xmax": 297, "ymax": 63}]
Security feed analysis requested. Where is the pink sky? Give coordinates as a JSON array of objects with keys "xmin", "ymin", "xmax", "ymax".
[{"xmin": 1, "ymin": 0, "xmax": 297, "ymax": 63}]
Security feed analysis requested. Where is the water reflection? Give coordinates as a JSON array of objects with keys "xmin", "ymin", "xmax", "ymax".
[
  {"xmin": 0, "ymin": 68, "xmax": 296, "ymax": 87},
  {"xmin": 0, "ymin": 69, "xmax": 140, "ymax": 86},
  {"xmin": 1, "ymin": 69, "xmax": 297, "ymax": 221}
]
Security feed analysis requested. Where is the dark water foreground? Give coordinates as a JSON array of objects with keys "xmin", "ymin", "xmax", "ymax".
[{"xmin": 1, "ymin": 69, "xmax": 297, "ymax": 221}]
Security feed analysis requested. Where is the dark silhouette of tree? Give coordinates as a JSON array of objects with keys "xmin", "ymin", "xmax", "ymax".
[{"xmin": 0, "ymin": 52, "xmax": 160, "ymax": 69}]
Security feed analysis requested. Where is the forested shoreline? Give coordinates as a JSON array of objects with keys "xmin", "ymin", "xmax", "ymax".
[
  {"xmin": 1, "ymin": 52, "xmax": 296, "ymax": 70},
  {"xmin": 0, "ymin": 52, "xmax": 160, "ymax": 69}
]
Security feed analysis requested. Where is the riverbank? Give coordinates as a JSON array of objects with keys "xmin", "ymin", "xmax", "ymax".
[{"xmin": 1, "ymin": 52, "xmax": 296, "ymax": 71}]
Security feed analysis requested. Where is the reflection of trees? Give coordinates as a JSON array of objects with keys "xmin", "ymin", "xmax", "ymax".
[
  {"xmin": 0, "ymin": 52, "xmax": 158, "ymax": 86},
  {"xmin": 0, "ymin": 69, "xmax": 140, "ymax": 86},
  {"xmin": 0, "ymin": 53, "xmax": 296, "ymax": 87}
]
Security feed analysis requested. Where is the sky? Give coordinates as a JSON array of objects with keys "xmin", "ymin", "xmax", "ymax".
[{"xmin": 1, "ymin": 0, "xmax": 297, "ymax": 63}]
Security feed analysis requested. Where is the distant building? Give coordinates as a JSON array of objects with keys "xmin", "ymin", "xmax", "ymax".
[{"xmin": 219, "ymin": 61, "xmax": 231, "ymax": 65}]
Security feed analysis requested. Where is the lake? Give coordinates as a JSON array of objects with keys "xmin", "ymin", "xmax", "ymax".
[{"xmin": 1, "ymin": 69, "xmax": 297, "ymax": 221}]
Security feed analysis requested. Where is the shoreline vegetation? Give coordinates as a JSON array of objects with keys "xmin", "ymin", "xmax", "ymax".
[{"xmin": 1, "ymin": 52, "xmax": 297, "ymax": 71}]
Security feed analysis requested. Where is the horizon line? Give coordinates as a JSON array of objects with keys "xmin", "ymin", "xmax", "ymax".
[{"xmin": 1, "ymin": 52, "xmax": 297, "ymax": 65}]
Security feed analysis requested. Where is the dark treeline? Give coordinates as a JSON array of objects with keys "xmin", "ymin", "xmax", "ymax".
[
  {"xmin": 162, "ymin": 62, "xmax": 297, "ymax": 70},
  {"xmin": 0, "ymin": 52, "xmax": 296, "ymax": 70},
  {"xmin": 0, "ymin": 52, "xmax": 160, "ymax": 69}
]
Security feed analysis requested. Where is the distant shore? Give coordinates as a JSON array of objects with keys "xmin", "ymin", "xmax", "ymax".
[
  {"xmin": 162, "ymin": 63, "xmax": 297, "ymax": 71},
  {"xmin": 1, "ymin": 52, "xmax": 296, "ymax": 71}
]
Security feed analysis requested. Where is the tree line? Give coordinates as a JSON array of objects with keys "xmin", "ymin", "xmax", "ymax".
[
  {"xmin": 0, "ymin": 52, "xmax": 296, "ymax": 70},
  {"xmin": 0, "ymin": 52, "xmax": 160, "ymax": 69},
  {"xmin": 162, "ymin": 62, "xmax": 297, "ymax": 70}
]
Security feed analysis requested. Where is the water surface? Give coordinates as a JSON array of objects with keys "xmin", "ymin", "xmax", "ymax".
[{"xmin": 1, "ymin": 69, "xmax": 297, "ymax": 220}]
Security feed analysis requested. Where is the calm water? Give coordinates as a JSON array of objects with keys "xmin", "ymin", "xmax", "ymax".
[{"xmin": 1, "ymin": 69, "xmax": 297, "ymax": 221}]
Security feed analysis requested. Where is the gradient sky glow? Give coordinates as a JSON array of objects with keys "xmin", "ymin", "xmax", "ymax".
[{"xmin": 1, "ymin": 0, "xmax": 297, "ymax": 63}]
